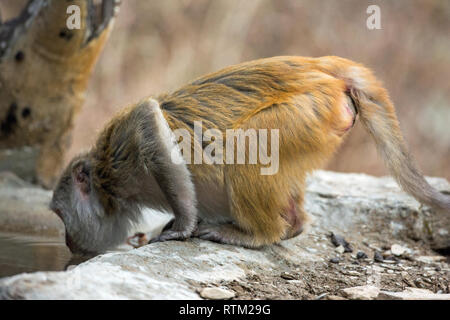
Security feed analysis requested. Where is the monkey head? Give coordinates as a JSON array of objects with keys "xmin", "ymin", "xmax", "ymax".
[{"xmin": 50, "ymin": 154, "xmax": 132, "ymax": 255}]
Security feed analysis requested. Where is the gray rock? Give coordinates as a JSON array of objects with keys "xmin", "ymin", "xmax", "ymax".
[
  {"xmin": 335, "ymin": 245, "xmax": 345, "ymax": 254},
  {"xmin": 356, "ymin": 251, "xmax": 368, "ymax": 259},
  {"xmin": 378, "ymin": 288, "xmax": 450, "ymax": 300},
  {"xmin": 199, "ymin": 287, "xmax": 235, "ymax": 300},
  {"xmin": 374, "ymin": 251, "xmax": 384, "ymax": 263},
  {"xmin": 330, "ymin": 233, "xmax": 352, "ymax": 253},
  {"xmin": 391, "ymin": 244, "xmax": 407, "ymax": 256},
  {"xmin": 330, "ymin": 257, "xmax": 341, "ymax": 264},
  {"xmin": 341, "ymin": 285, "xmax": 380, "ymax": 300},
  {"xmin": 306, "ymin": 171, "xmax": 450, "ymax": 249}
]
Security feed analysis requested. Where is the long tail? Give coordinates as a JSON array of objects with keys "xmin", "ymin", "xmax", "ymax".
[{"xmin": 316, "ymin": 56, "xmax": 450, "ymax": 212}]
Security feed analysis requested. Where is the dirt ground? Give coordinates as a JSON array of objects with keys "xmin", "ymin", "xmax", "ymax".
[{"xmin": 199, "ymin": 232, "xmax": 449, "ymax": 300}]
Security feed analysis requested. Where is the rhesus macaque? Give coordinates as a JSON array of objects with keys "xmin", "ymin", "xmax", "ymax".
[{"xmin": 50, "ymin": 56, "xmax": 450, "ymax": 254}]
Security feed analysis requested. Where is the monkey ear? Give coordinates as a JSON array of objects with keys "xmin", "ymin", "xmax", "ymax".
[{"xmin": 72, "ymin": 161, "xmax": 91, "ymax": 195}]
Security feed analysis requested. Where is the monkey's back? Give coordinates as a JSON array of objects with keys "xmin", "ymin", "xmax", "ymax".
[{"xmin": 158, "ymin": 56, "xmax": 347, "ymax": 134}]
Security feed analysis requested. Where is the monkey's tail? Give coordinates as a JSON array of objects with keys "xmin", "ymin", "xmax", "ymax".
[{"xmin": 317, "ymin": 56, "xmax": 450, "ymax": 212}]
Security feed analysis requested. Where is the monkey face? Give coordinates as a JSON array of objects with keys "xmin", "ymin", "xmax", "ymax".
[{"xmin": 50, "ymin": 154, "xmax": 128, "ymax": 255}]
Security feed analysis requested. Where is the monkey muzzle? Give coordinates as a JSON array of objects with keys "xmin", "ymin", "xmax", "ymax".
[
  {"xmin": 64, "ymin": 231, "xmax": 90, "ymax": 255},
  {"xmin": 63, "ymin": 226, "xmax": 91, "ymax": 255},
  {"xmin": 65, "ymin": 231, "xmax": 75, "ymax": 253},
  {"xmin": 51, "ymin": 207, "xmax": 86, "ymax": 254}
]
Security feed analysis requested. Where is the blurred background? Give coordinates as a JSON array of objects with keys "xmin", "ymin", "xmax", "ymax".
[{"xmin": 2, "ymin": 0, "xmax": 449, "ymax": 180}]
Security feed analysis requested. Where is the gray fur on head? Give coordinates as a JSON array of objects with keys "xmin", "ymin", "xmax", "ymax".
[{"xmin": 50, "ymin": 155, "xmax": 140, "ymax": 254}]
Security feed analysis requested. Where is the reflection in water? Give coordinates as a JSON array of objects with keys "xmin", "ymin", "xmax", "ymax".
[{"xmin": 0, "ymin": 232, "xmax": 90, "ymax": 278}]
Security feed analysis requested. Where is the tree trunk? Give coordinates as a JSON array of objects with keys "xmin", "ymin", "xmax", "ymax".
[{"xmin": 0, "ymin": 0, "xmax": 120, "ymax": 188}]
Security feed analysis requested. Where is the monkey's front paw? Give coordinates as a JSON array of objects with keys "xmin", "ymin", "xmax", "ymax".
[{"xmin": 148, "ymin": 229, "xmax": 192, "ymax": 244}]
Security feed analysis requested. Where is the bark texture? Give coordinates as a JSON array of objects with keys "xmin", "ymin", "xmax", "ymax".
[{"xmin": 0, "ymin": 0, "xmax": 120, "ymax": 187}]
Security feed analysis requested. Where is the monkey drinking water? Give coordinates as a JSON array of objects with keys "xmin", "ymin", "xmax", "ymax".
[{"xmin": 50, "ymin": 56, "xmax": 450, "ymax": 254}]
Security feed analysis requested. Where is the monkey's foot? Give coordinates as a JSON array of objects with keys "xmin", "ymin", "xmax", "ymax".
[
  {"xmin": 194, "ymin": 223, "xmax": 263, "ymax": 249},
  {"xmin": 148, "ymin": 217, "xmax": 197, "ymax": 244},
  {"xmin": 148, "ymin": 229, "xmax": 193, "ymax": 243}
]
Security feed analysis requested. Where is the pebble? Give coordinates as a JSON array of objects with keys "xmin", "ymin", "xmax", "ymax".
[
  {"xmin": 374, "ymin": 251, "xmax": 384, "ymax": 263},
  {"xmin": 356, "ymin": 251, "xmax": 368, "ymax": 259},
  {"xmin": 287, "ymin": 280, "xmax": 303, "ymax": 285},
  {"xmin": 422, "ymin": 277, "xmax": 433, "ymax": 284},
  {"xmin": 391, "ymin": 244, "xmax": 408, "ymax": 256},
  {"xmin": 400, "ymin": 271, "xmax": 409, "ymax": 278},
  {"xmin": 341, "ymin": 270, "xmax": 361, "ymax": 276},
  {"xmin": 330, "ymin": 257, "xmax": 341, "ymax": 264},
  {"xmin": 367, "ymin": 243, "xmax": 382, "ymax": 251},
  {"xmin": 280, "ymin": 272, "xmax": 296, "ymax": 280},
  {"xmin": 330, "ymin": 233, "xmax": 353, "ymax": 252},
  {"xmin": 200, "ymin": 287, "xmax": 236, "ymax": 300},
  {"xmin": 335, "ymin": 245, "xmax": 345, "ymax": 254},
  {"xmin": 341, "ymin": 285, "xmax": 380, "ymax": 300},
  {"xmin": 306, "ymin": 247, "xmax": 318, "ymax": 253}
]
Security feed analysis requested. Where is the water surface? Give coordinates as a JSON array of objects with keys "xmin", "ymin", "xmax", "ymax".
[{"xmin": 0, "ymin": 232, "xmax": 77, "ymax": 278}]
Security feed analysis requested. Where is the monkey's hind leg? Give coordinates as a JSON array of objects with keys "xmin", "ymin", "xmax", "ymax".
[
  {"xmin": 194, "ymin": 222, "xmax": 263, "ymax": 248},
  {"xmin": 194, "ymin": 192, "xmax": 308, "ymax": 248},
  {"xmin": 194, "ymin": 159, "xmax": 308, "ymax": 248}
]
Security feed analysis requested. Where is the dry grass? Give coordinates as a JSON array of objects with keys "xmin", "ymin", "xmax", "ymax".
[{"xmin": 1, "ymin": 0, "xmax": 449, "ymax": 180}]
